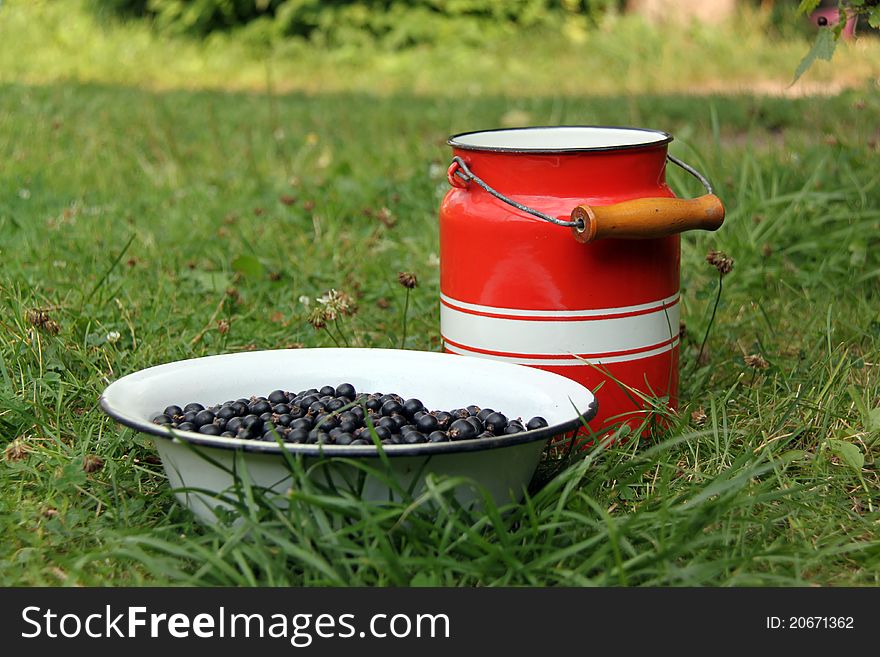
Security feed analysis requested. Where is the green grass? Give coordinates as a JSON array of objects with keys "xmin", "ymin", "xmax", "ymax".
[{"xmin": 1, "ymin": 1, "xmax": 879, "ymax": 586}]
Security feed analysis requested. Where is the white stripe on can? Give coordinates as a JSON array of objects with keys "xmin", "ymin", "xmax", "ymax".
[
  {"xmin": 440, "ymin": 295, "xmax": 680, "ymax": 363},
  {"xmin": 444, "ymin": 338, "xmax": 680, "ymax": 366},
  {"xmin": 440, "ymin": 291, "xmax": 679, "ymax": 319}
]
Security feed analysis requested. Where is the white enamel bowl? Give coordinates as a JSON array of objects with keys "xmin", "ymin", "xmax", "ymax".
[{"xmin": 100, "ymin": 348, "xmax": 597, "ymax": 523}]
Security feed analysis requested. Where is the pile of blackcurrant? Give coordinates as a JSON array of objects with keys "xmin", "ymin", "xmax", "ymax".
[{"xmin": 151, "ymin": 383, "xmax": 549, "ymax": 446}]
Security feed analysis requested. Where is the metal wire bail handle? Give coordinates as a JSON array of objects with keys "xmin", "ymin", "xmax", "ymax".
[{"xmin": 447, "ymin": 154, "xmax": 716, "ymax": 232}]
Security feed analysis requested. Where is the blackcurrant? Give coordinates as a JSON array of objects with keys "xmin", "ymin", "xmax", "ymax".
[
  {"xmin": 403, "ymin": 398, "xmax": 424, "ymax": 418},
  {"xmin": 526, "ymin": 416, "xmax": 549, "ymax": 431},
  {"xmin": 225, "ymin": 417, "xmax": 244, "ymax": 433},
  {"xmin": 466, "ymin": 416, "xmax": 483, "ymax": 433},
  {"xmin": 163, "ymin": 405, "xmax": 183, "ymax": 418},
  {"xmin": 250, "ymin": 400, "xmax": 272, "ymax": 415},
  {"xmin": 477, "ymin": 408, "xmax": 495, "ymax": 422},
  {"xmin": 416, "ymin": 414, "xmax": 439, "ymax": 433},
  {"xmin": 449, "ymin": 418, "xmax": 478, "ymax": 441},
  {"xmin": 152, "ymin": 413, "xmax": 172, "ymax": 425},
  {"xmin": 326, "ymin": 398, "xmax": 346, "ymax": 412},
  {"xmin": 315, "ymin": 414, "xmax": 339, "ymax": 431},
  {"xmin": 183, "ymin": 402, "xmax": 204, "ymax": 414},
  {"xmin": 287, "ymin": 428, "xmax": 309, "ymax": 443},
  {"xmin": 276, "ymin": 414, "xmax": 293, "ymax": 426},
  {"xmin": 291, "ymin": 416, "xmax": 313, "ymax": 431},
  {"xmin": 307, "ymin": 429, "xmax": 328, "ymax": 444},
  {"xmin": 377, "ymin": 416, "xmax": 397, "ymax": 432},
  {"xmin": 300, "ymin": 394, "xmax": 320, "ymax": 407},
  {"xmin": 403, "ymin": 431, "xmax": 426, "ymax": 444},
  {"xmin": 335, "ymin": 432, "xmax": 355, "ymax": 446},
  {"xmin": 268, "ymin": 390, "xmax": 287, "ymax": 404},
  {"xmin": 242, "ymin": 415, "xmax": 262, "ymax": 429},
  {"xmin": 272, "ymin": 403, "xmax": 291, "ymax": 415},
  {"xmin": 216, "ymin": 405, "xmax": 237, "ymax": 420},
  {"xmin": 339, "ymin": 419, "xmax": 359, "ymax": 434},
  {"xmin": 335, "ymin": 383, "xmax": 356, "ymax": 399},
  {"xmin": 176, "ymin": 422, "xmax": 195, "ymax": 432},
  {"xmin": 484, "ymin": 412, "xmax": 508, "ymax": 433},
  {"xmin": 320, "ymin": 385, "xmax": 336, "ymax": 397},
  {"xmin": 434, "ymin": 411, "xmax": 453, "ymax": 429},
  {"xmin": 504, "ymin": 421, "xmax": 525, "ymax": 434},
  {"xmin": 381, "ymin": 400, "xmax": 404, "ymax": 416},
  {"xmin": 428, "ymin": 431, "xmax": 450, "ymax": 443}
]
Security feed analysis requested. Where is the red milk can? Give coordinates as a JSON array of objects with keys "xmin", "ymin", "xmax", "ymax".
[{"xmin": 439, "ymin": 126, "xmax": 725, "ymax": 432}]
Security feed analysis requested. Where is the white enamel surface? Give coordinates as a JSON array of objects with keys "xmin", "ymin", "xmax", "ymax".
[
  {"xmin": 450, "ymin": 126, "xmax": 668, "ymax": 151},
  {"xmin": 156, "ymin": 438, "xmax": 546, "ymax": 524},
  {"xmin": 102, "ymin": 348, "xmax": 594, "ymax": 434},
  {"xmin": 444, "ymin": 339, "xmax": 679, "ymax": 366},
  {"xmin": 440, "ymin": 292, "xmax": 680, "ymax": 318},
  {"xmin": 440, "ymin": 298, "xmax": 680, "ymax": 362}
]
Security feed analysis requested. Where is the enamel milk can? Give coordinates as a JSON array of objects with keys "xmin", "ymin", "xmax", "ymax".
[{"xmin": 439, "ymin": 126, "xmax": 725, "ymax": 431}]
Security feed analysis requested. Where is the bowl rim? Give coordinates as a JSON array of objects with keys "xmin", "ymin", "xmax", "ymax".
[{"xmin": 99, "ymin": 349, "xmax": 598, "ymax": 459}]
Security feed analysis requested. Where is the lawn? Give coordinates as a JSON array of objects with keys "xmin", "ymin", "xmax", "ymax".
[{"xmin": 1, "ymin": 0, "xmax": 879, "ymax": 586}]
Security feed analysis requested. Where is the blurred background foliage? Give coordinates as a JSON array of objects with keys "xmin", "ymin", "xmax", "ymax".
[{"xmin": 92, "ymin": 1, "xmax": 863, "ymax": 47}]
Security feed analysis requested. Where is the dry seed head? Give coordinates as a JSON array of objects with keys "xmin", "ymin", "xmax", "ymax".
[
  {"xmin": 705, "ymin": 249, "xmax": 734, "ymax": 276},
  {"xmin": 376, "ymin": 207, "xmax": 396, "ymax": 228},
  {"xmin": 397, "ymin": 272, "xmax": 418, "ymax": 289},
  {"xmin": 745, "ymin": 353, "xmax": 769, "ymax": 370},
  {"xmin": 26, "ymin": 309, "xmax": 61, "ymax": 335},
  {"xmin": 83, "ymin": 454, "xmax": 104, "ymax": 473},
  {"xmin": 217, "ymin": 319, "xmax": 230, "ymax": 335},
  {"xmin": 308, "ymin": 306, "xmax": 328, "ymax": 330},
  {"xmin": 5, "ymin": 440, "xmax": 28, "ymax": 462},
  {"xmin": 691, "ymin": 408, "xmax": 707, "ymax": 427},
  {"xmin": 316, "ymin": 289, "xmax": 355, "ymax": 319}
]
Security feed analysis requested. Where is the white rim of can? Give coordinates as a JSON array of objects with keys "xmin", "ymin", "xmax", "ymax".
[{"xmin": 448, "ymin": 125, "xmax": 672, "ymax": 153}]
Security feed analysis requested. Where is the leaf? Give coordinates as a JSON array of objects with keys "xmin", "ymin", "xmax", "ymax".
[
  {"xmin": 231, "ymin": 254, "xmax": 264, "ymax": 278},
  {"xmin": 793, "ymin": 28, "xmax": 837, "ymax": 84},
  {"xmin": 828, "ymin": 439, "xmax": 864, "ymax": 471},
  {"xmin": 797, "ymin": 0, "xmax": 823, "ymax": 15},
  {"xmin": 870, "ymin": 8, "xmax": 880, "ymax": 29},
  {"xmin": 866, "ymin": 407, "xmax": 880, "ymax": 432}
]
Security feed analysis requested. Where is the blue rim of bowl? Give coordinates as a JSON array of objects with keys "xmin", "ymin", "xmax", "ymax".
[
  {"xmin": 447, "ymin": 125, "xmax": 673, "ymax": 154},
  {"xmin": 99, "ymin": 395, "xmax": 599, "ymax": 458}
]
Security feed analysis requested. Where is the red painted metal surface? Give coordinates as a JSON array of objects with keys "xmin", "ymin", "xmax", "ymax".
[{"xmin": 439, "ymin": 129, "xmax": 683, "ymax": 432}]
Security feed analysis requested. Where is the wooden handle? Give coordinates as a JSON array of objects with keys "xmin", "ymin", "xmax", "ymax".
[{"xmin": 570, "ymin": 194, "xmax": 725, "ymax": 244}]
